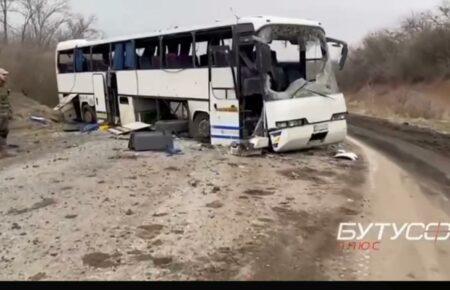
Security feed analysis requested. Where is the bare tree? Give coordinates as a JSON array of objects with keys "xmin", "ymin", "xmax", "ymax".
[
  {"xmin": 438, "ymin": 0, "xmax": 450, "ymax": 17},
  {"xmin": 18, "ymin": 0, "xmax": 69, "ymax": 46},
  {"xmin": 0, "ymin": 0, "xmax": 15, "ymax": 43},
  {"xmin": 61, "ymin": 13, "xmax": 101, "ymax": 40}
]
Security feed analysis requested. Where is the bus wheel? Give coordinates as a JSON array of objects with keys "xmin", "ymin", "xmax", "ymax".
[
  {"xmin": 193, "ymin": 113, "xmax": 210, "ymax": 140},
  {"xmin": 82, "ymin": 105, "xmax": 97, "ymax": 124}
]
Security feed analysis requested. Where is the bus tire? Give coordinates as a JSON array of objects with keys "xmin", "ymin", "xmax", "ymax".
[
  {"xmin": 82, "ymin": 104, "xmax": 97, "ymax": 124},
  {"xmin": 193, "ymin": 112, "xmax": 210, "ymax": 140}
]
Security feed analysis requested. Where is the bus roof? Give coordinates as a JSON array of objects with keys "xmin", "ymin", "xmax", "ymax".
[{"xmin": 57, "ymin": 16, "xmax": 323, "ymax": 51}]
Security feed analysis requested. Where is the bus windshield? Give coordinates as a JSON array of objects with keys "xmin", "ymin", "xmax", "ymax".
[{"xmin": 258, "ymin": 24, "xmax": 339, "ymax": 99}]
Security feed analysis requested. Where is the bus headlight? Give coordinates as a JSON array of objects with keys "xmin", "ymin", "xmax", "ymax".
[
  {"xmin": 276, "ymin": 121, "xmax": 288, "ymax": 129},
  {"xmin": 331, "ymin": 112, "xmax": 348, "ymax": 121},
  {"xmin": 276, "ymin": 119, "xmax": 307, "ymax": 129}
]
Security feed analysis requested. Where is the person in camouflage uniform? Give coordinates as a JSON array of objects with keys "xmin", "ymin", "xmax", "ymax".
[{"xmin": 0, "ymin": 68, "xmax": 12, "ymax": 155}]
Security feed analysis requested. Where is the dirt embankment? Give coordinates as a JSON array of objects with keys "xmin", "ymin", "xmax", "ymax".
[{"xmin": 345, "ymin": 81, "xmax": 450, "ymax": 134}]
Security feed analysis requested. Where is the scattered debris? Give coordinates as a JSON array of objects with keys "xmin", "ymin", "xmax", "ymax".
[
  {"xmin": 109, "ymin": 122, "xmax": 151, "ymax": 136},
  {"xmin": 29, "ymin": 116, "xmax": 49, "ymax": 125},
  {"xmin": 81, "ymin": 123, "xmax": 100, "ymax": 133},
  {"xmin": 334, "ymin": 150, "xmax": 359, "ymax": 161},
  {"xmin": 166, "ymin": 141, "xmax": 183, "ymax": 156},
  {"xmin": 249, "ymin": 137, "xmax": 270, "ymax": 150},
  {"xmin": 230, "ymin": 142, "xmax": 263, "ymax": 157},
  {"xmin": 99, "ymin": 125, "xmax": 111, "ymax": 132},
  {"xmin": 53, "ymin": 94, "xmax": 77, "ymax": 111},
  {"xmin": 129, "ymin": 132, "xmax": 174, "ymax": 152}
]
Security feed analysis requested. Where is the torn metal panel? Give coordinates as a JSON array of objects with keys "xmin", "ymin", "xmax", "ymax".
[
  {"xmin": 109, "ymin": 122, "xmax": 151, "ymax": 136},
  {"xmin": 53, "ymin": 94, "xmax": 77, "ymax": 111}
]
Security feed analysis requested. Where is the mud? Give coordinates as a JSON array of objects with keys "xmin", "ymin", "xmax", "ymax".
[
  {"xmin": 7, "ymin": 198, "xmax": 56, "ymax": 215},
  {"xmin": 136, "ymin": 225, "xmax": 164, "ymax": 240},
  {"xmin": 206, "ymin": 201, "xmax": 224, "ymax": 209},
  {"xmin": 243, "ymin": 189, "xmax": 275, "ymax": 196},
  {"xmin": 349, "ymin": 114, "xmax": 450, "ymax": 204},
  {"xmin": 82, "ymin": 252, "xmax": 122, "ymax": 269}
]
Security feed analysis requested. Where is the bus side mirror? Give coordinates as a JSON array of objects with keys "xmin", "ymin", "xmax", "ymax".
[{"xmin": 326, "ymin": 37, "xmax": 348, "ymax": 70}]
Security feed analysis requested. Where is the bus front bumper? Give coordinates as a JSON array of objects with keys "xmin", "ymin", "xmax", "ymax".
[{"xmin": 269, "ymin": 120, "xmax": 347, "ymax": 153}]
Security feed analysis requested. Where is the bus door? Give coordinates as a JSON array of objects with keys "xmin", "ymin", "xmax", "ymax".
[
  {"xmin": 92, "ymin": 73, "xmax": 108, "ymax": 121},
  {"xmin": 106, "ymin": 72, "xmax": 120, "ymax": 125},
  {"xmin": 209, "ymin": 45, "xmax": 241, "ymax": 146}
]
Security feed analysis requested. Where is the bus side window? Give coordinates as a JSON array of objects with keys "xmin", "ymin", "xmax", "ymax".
[
  {"xmin": 113, "ymin": 43, "xmax": 124, "ymax": 70},
  {"xmin": 195, "ymin": 41, "xmax": 208, "ymax": 67},
  {"xmin": 92, "ymin": 44, "xmax": 110, "ymax": 72},
  {"xmin": 211, "ymin": 39, "xmax": 234, "ymax": 68},
  {"xmin": 74, "ymin": 47, "xmax": 90, "ymax": 72},
  {"xmin": 58, "ymin": 50, "xmax": 74, "ymax": 73},
  {"xmin": 124, "ymin": 41, "xmax": 137, "ymax": 70},
  {"xmin": 195, "ymin": 27, "xmax": 233, "ymax": 68},
  {"xmin": 162, "ymin": 34, "xmax": 194, "ymax": 69},
  {"xmin": 113, "ymin": 41, "xmax": 137, "ymax": 70}
]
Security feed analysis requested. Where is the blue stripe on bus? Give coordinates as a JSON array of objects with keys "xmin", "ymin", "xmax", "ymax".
[
  {"xmin": 211, "ymin": 135, "xmax": 242, "ymax": 140},
  {"xmin": 212, "ymin": 126, "xmax": 241, "ymax": 131}
]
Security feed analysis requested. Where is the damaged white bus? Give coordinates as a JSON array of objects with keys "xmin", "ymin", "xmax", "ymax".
[{"xmin": 55, "ymin": 16, "xmax": 348, "ymax": 152}]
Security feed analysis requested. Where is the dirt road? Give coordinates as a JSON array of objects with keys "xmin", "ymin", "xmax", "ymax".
[
  {"xmin": 0, "ymin": 125, "xmax": 366, "ymax": 281},
  {"xmin": 348, "ymin": 115, "xmax": 450, "ymax": 281},
  {"xmin": 1, "ymin": 113, "xmax": 449, "ymax": 281}
]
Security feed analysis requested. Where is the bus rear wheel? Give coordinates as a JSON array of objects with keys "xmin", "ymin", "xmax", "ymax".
[
  {"xmin": 193, "ymin": 113, "xmax": 210, "ymax": 141},
  {"xmin": 82, "ymin": 105, "xmax": 97, "ymax": 124}
]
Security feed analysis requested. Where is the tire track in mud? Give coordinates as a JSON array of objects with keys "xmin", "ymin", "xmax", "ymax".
[{"xmin": 348, "ymin": 114, "xmax": 450, "ymax": 210}]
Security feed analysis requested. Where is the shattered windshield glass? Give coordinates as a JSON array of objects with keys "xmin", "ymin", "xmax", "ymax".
[{"xmin": 258, "ymin": 25, "xmax": 339, "ymax": 100}]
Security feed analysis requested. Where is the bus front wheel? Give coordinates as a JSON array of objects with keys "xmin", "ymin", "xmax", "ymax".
[
  {"xmin": 82, "ymin": 104, "xmax": 97, "ymax": 124},
  {"xmin": 193, "ymin": 113, "xmax": 210, "ymax": 140}
]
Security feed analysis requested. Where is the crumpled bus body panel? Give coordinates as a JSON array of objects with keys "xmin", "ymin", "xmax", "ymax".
[{"xmin": 265, "ymin": 94, "xmax": 348, "ymax": 152}]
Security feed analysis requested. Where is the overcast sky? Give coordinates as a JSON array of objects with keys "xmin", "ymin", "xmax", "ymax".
[{"xmin": 71, "ymin": 0, "xmax": 442, "ymax": 45}]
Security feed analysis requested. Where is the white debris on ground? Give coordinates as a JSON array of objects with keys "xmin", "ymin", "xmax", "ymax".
[{"xmin": 334, "ymin": 149, "xmax": 359, "ymax": 161}]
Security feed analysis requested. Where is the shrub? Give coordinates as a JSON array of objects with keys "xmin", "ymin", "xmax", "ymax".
[{"xmin": 338, "ymin": 1, "xmax": 450, "ymax": 90}]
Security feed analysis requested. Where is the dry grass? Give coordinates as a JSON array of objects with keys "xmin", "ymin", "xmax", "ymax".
[
  {"xmin": 0, "ymin": 44, "xmax": 58, "ymax": 107},
  {"xmin": 346, "ymin": 81, "xmax": 450, "ymax": 133},
  {"xmin": 339, "ymin": 3, "xmax": 450, "ymax": 130}
]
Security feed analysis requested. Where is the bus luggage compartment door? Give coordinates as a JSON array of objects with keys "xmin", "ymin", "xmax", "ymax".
[{"xmin": 210, "ymin": 67, "xmax": 240, "ymax": 146}]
